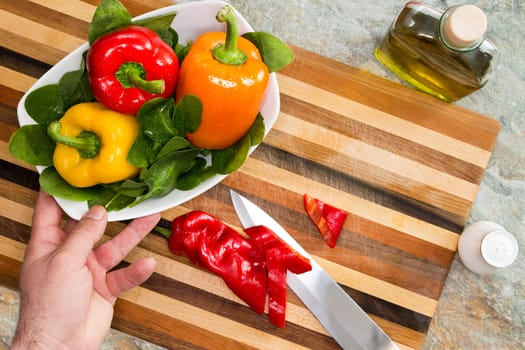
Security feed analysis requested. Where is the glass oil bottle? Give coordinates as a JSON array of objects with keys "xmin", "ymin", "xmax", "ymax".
[{"xmin": 374, "ymin": 2, "xmax": 499, "ymax": 102}]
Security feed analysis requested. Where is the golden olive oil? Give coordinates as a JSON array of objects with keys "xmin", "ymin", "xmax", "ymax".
[{"xmin": 375, "ymin": 3, "xmax": 499, "ymax": 102}]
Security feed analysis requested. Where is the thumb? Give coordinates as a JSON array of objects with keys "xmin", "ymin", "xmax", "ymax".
[{"xmin": 60, "ymin": 206, "xmax": 108, "ymax": 263}]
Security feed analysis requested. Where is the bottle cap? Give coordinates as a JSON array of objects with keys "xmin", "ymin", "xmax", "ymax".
[
  {"xmin": 481, "ymin": 229, "xmax": 519, "ymax": 268},
  {"xmin": 444, "ymin": 4, "xmax": 487, "ymax": 48}
]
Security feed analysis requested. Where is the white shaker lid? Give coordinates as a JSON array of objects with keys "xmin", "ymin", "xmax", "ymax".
[
  {"xmin": 481, "ymin": 229, "xmax": 519, "ymax": 268},
  {"xmin": 444, "ymin": 4, "xmax": 487, "ymax": 47}
]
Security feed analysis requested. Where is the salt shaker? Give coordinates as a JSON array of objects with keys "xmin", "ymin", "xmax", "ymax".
[{"xmin": 458, "ymin": 221, "xmax": 519, "ymax": 275}]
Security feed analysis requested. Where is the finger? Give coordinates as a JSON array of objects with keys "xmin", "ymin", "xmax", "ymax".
[
  {"xmin": 94, "ymin": 213, "xmax": 160, "ymax": 270},
  {"xmin": 59, "ymin": 205, "xmax": 108, "ymax": 264},
  {"xmin": 105, "ymin": 257, "xmax": 157, "ymax": 304},
  {"xmin": 30, "ymin": 190, "xmax": 65, "ymax": 240},
  {"xmin": 25, "ymin": 190, "xmax": 67, "ymax": 260}
]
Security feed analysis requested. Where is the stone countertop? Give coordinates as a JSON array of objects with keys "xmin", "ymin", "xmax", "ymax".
[{"xmin": 1, "ymin": 1, "xmax": 523, "ymax": 349}]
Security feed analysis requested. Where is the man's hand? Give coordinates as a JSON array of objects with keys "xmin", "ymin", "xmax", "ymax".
[{"xmin": 11, "ymin": 190, "xmax": 161, "ymax": 350}]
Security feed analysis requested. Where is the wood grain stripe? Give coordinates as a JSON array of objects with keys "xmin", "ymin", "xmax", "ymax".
[
  {"xmin": 120, "ymin": 287, "xmax": 316, "ymax": 350},
  {"xmin": 317, "ymin": 256, "xmax": 437, "ymax": 317},
  {"xmin": 113, "ymin": 299, "xmax": 260, "ymax": 350},
  {"xmin": 27, "ymin": 0, "xmax": 94, "ymax": 23},
  {"xmin": 0, "ymin": 9, "xmax": 84, "ymax": 65},
  {"xmin": 0, "ymin": 195, "xmax": 33, "ymax": 227},
  {"xmin": 276, "ymin": 74, "xmax": 492, "ymax": 168},
  {"xmin": 269, "ymin": 113, "xmax": 477, "ymax": 218},
  {"xmin": 0, "ymin": 235, "xmax": 26, "ymax": 261},
  {"xmin": 277, "ymin": 94, "xmax": 486, "ymax": 184},
  {"xmin": 0, "ymin": 66, "xmax": 35, "ymax": 96},
  {"xmin": 273, "ymin": 112, "xmax": 479, "ymax": 200}
]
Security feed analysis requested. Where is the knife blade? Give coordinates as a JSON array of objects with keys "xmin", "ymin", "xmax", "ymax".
[{"xmin": 230, "ymin": 190, "xmax": 399, "ymax": 350}]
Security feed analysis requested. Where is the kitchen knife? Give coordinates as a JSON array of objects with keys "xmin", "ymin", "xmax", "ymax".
[{"xmin": 230, "ymin": 190, "xmax": 399, "ymax": 350}]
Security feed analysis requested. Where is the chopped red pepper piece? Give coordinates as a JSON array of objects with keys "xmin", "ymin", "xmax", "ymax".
[
  {"xmin": 266, "ymin": 251, "xmax": 288, "ymax": 328},
  {"xmin": 304, "ymin": 194, "xmax": 348, "ymax": 248},
  {"xmin": 244, "ymin": 225, "xmax": 312, "ymax": 274}
]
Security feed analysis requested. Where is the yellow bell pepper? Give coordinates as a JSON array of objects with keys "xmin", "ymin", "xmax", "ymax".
[{"xmin": 47, "ymin": 102, "xmax": 140, "ymax": 188}]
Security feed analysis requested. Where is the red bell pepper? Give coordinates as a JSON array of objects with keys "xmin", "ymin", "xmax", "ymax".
[
  {"xmin": 164, "ymin": 212, "xmax": 311, "ymax": 328},
  {"xmin": 87, "ymin": 25, "xmax": 179, "ymax": 115},
  {"xmin": 169, "ymin": 211, "xmax": 267, "ymax": 314},
  {"xmin": 304, "ymin": 194, "xmax": 348, "ymax": 248}
]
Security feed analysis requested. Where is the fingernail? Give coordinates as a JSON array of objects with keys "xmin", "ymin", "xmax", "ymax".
[{"xmin": 84, "ymin": 205, "xmax": 106, "ymax": 220}]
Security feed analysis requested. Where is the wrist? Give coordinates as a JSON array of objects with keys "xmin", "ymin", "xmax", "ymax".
[{"xmin": 11, "ymin": 327, "xmax": 71, "ymax": 350}]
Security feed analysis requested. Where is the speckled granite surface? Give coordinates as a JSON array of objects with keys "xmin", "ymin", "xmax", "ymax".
[{"xmin": 1, "ymin": 1, "xmax": 523, "ymax": 349}]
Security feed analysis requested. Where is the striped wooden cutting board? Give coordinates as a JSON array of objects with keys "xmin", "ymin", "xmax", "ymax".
[{"xmin": 0, "ymin": 1, "xmax": 500, "ymax": 349}]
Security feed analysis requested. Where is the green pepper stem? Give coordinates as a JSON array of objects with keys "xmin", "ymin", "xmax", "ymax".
[
  {"xmin": 47, "ymin": 121, "xmax": 101, "ymax": 159},
  {"xmin": 212, "ymin": 5, "xmax": 247, "ymax": 65},
  {"xmin": 153, "ymin": 226, "xmax": 171, "ymax": 239},
  {"xmin": 116, "ymin": 62, "xmax": 165, "ymax": 94}
]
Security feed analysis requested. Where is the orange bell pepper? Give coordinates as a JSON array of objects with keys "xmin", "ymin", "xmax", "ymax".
[{"xmin": 175, "ymin": 5, "xmax": 269, "ymax": 150}]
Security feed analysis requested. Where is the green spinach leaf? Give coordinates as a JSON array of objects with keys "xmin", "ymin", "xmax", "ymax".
[
  {"xmin": 133, "ymin": 12, "xmax": 177, "ymax": 32},
  {"xmin": 39, "ymin": 167, "xmax": 102, "ymax": 201},
  {"xmin": 137, "ymin": 97, "xmax": 178, "ymax": 143},
  {"xmin": 116, "ymin": 179, "xmax": 148, "ymax": 197},
  {"xmin": 155, "ymin": 28, "xmax": 178, "ymax": 48},
  {"xmin": 88, "ymin": 187, "xmax": 118, "ymax": 208},
  {"xmin": 211, "ymin": 134, "xmax": 251, "ymax": 174},
  {"xmin": 104, "ymin": 193, "xmax": 136, "ymax": 211},
  {"xmin": 173, "ymin": 94, "xmax": 202, "ymax": 134},
  {"xmin": 176, "ymin": 157, "xmax": 217, "ymax": 191},
  {"xmin": 88, "ymin": 179, "xmax": 147, "ymax": 210},
  {"xmin": 175, "ymin": 40, "xmax": 192, "ymax": 63},
  {"xmin": 248, "ymin": 113, "xmax": 265, "ymax": 146},
  {"xmin": 155, "ymin": 136, "xmax": 193, "ymax": 161},
  {"xmin": 132, "ymin": 148, "xmax": 200, "ymax": 206},
  {"xmin": 8, "ymin": 124, "xmax": 55, "ymax": 166},
  {"xmin": 24, "ymin": 85, "xmax": 65, "ymax": 125},
  {"xmin": 57, "ymin": 70, "xmax": 93, "ymax": 110},
  {"xmin": 242, "ymin": 32, "xmax": 295, "ymax": 72},
  {"xmin": 127, "ymin": 131, "xmax": 157, "ymax": 168},
  {"xmin": 88, "ymin": 0, "xmax": 132, "ymax": 45},
  {"xmin": 208, "ymin": 113, "xmax": 265, "ymax": 174}
]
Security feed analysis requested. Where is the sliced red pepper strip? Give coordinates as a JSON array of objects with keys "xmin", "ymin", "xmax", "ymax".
[
  {"xmin": 304, "ymin": 194, "xmax": 348, "ymax": 248},
  {"xmin": 244, "ymin": 225, "xmax": 280, "ymax": 256},
  {"xmin": 244, "ymin": 225, "xmax": 312, "ymax": 274},
  {"xmin": 266, "ymin": 250, "xmax": 288, "ymax": 328}
]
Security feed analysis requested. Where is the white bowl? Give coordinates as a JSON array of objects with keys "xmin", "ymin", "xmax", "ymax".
[{"xmin": 16, "ymin": 0, "xmax": 280, "ymax": 221}]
